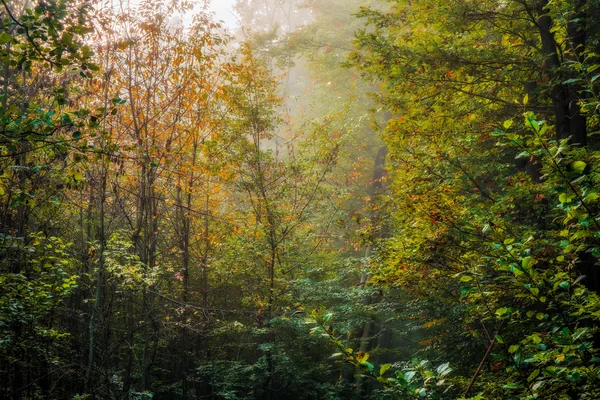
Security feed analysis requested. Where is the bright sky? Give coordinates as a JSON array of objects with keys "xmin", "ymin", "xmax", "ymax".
[{"xmin": 208, "ymin": 0, "xmax": 238, "ymax": 29}]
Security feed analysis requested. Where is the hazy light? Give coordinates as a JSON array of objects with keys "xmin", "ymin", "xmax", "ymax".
[{"xmin": 209, "ymin": 0, "xmax": 237, "ymax": 29}]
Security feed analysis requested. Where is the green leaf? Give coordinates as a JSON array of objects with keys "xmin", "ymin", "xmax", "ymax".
[
  {"xmin": 521, "ymin": 256, "xmax": 535, "ymax": 270},
  {"xmin": 559, "ymin": 193, "xmax": 576, "ymax": 203},
  {"xmin": 527, "ymin": 369, "xmax": 540, "ymax": 382},
  {"xmin": 360, "ymin": 361, "xmax": 374, "ymax": 372},
  {"xmin": 61, "ymin": 32, "xmax": 73, "ymax": 45},
  {"xmin": 503, "ymin": 119, "xmax": 513, "ymax": 129},
  {"xmin": 535, "ymin": 313, "xmax": 545, "ymax": 320},
  {"xmin": 570, "ymin": 161, "xmax": 587, "ymax": 175},
  {"xmin": 530, "ymin": 334, "xmax": 542, "ymax": 344},
  {"xmin": 559, "ymin": 281, "xmax": 570, "ymax": 290},
  {"xmin": 508, "ymin": 345, "xmax": 520, "ymax": 353},
  {"xmin": 495, "ymin": 307, "xmax": 508, "ymax": 317},
  {"xmin": 0, "ymin": 32, "xmax": 11, "ymax": 44},
  {"xmin": 380, "ymin": 363, "xmax": 392, "ymax": 376},
  {"xmin": 584, "ymin": 192, "xmax": 598, "ymax": 202},
  {"xmin": 503, "ymin": 383, "xmax": 523, "ymax": 390},
  {"xmin": 568, "ymin": 372, "xmax": 581, "ymax": 381}
]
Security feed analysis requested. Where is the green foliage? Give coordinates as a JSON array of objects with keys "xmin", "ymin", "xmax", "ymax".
[
  {"xmin": 103, "ymin": 231, "xmax": 146, "ymax": 288},
  {"xmin": 0, "ymin": 233, "xmax": 78, "ymax": 394},
  {"xmin": 307, "ymin": 309, "xmax": 455, "ymax": 398},
  {"xmin": 0, "ymin": 0, "xmax": 95, "ymax": 72},
  {"xmin": 341, "ymin": 0, "xmax": 600, "ymax": 399}
]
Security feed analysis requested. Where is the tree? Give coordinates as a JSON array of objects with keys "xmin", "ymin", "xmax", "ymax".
[{"xmin": 344, "ymin": 0, "xmax": 600, "ymax": 398}]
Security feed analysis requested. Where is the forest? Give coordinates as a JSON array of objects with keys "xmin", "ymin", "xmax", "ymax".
[{"xmin": 1, "ymin": 0, "xmax": 599, "ymax": 399}]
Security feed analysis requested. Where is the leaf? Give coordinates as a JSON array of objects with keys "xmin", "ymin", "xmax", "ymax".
[
  {"xmin": 74, "ymin": 172, "xmax": 83, "ymax": 181},
  {"xmin": 527, "ymin": 369, "xmax": 540, "ymax": 382},
  {"xmin": 436, "ymin": 362, "xmax": 452, "ymax": 376},
  {"xmin": 535, "ymin": 313, "xmax": 545, "ymax": 320},
  {"xmin": 521, "ymin": 256, "xmax": 535, "ymax": 270},
  {"xmin": 503, "ymin": 383, "xmax": 523, "ymax": 390},
  {"xmin": 584, "ymin": 192, "xmax": 598, "ymax": 202},
  {"xmin": 503, "ymin": 119, "xmax": 513, "ymax": 129},
  {"xmin": 568, "ymin": 372, "xmax": 581, "ymax": 381},
  {"xmin": 380, "ymin": 363, "xmax": 392, "ymax": 376},
  {"xmin": 404, "ymin": 370, "xmax": 417, "ymax": 382},
  {"xmin": 523, "ymin": 94, "xmax": 529, "ymax": 105},
  {"xmin": 495, "ymin": 308, "xmax": 508, "ymax": 317},
  {"xmin": 529, "ymin": 333, "xmax": 542, "ymax": 344},
  {"xmin": 572, "ymin": 328, "xmax": 588, "ymax": 341},
  {"xmin": 570, "ymin": 161, "xmax": 587, "ymax": 175},
  {"xmin": 0, "ymin": 32, "xmax": 11, "ymax": 44},
  {"xmin": 61, "ymin": 32, "xmax": 73, "ymax": 45},
  {"xmin": 559, "ymin": 281, "xmax": 570, "ymax": 290},
  {"xmin": 508, "ymin": 345, "xmax": 520, "ymax": 353},
  {"xmin": 532, "ymin": 381, "xmax": 543, "ymax": 391},
  {"xmin": 360, "ymin": 361, "xmax": 374, "ymax": 372},
  {"xmin": 356, "ymin": 352, "xmax": 369, "ymax": 363},
  {"xmin": 559, "ymin": 193, "xmax": 576, "ymax": 203}
]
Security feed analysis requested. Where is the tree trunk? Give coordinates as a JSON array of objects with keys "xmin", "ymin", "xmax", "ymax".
[{"xmin": 85, "ymin": 170, "xmax": 107, "ymax": 394}]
